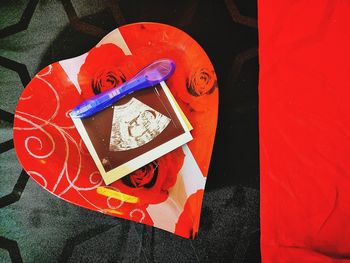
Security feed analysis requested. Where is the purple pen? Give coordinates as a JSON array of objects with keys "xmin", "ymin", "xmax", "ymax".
[{"xmin": 70, "ymin": 58, "xmax": 176, "ymax": 119}]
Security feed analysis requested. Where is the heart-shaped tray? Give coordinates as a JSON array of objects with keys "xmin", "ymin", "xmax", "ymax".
[{"xmin": 13, "ymin": 22, "xmax": 218, "ymax": 238}]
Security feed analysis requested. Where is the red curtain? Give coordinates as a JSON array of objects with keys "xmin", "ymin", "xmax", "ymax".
[{"xmin": 259, "ymin": 1, "xmax": 350, "ymax": 262}]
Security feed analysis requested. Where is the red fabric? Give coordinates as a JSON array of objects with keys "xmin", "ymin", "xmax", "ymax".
[{"xmin": 259, "ymin": 1, "xmax": 350, "ymax": 262}]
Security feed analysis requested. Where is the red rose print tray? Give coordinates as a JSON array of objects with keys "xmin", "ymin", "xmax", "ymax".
[{"xmin": 13, "ymin": 22, "xmax": 218, "ymax": 238}]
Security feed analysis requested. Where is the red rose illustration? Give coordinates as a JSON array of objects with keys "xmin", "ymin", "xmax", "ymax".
[
  {"xmin": 167, "ymin": 55, "xmax": 218, "ymax": 113},
  {"xmin": 91, "ymin": 68, "xmax": 126, "ymax": 95},
  {"xmin": 175, "ymin": 189, "xmax": 204, "ymax": 239},
  {"xmin": 111, "ymin": 147, "xmax": 185, "ymax": 205},
  {"xmin": 186, "ymin": 67, "xmax": 217, "ymax": 96},
  {"xmin": 78, "ymin": 43, "xmax": 139, "ymax": 99},
  {"xmin": 122, "ymin": 161, "xmax": 158, "ymax": 188}
]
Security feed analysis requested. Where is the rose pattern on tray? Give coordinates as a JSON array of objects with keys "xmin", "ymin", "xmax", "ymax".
[
  {"xmin": 78, "ymin": 43, "xmax": 137, "ymax": 99},
  {"xmin": 14, "ymin": 23, "xmax": 218, "ymax": 238},
  {"xmin": 186, "ymin": 67, "xmax": 217, "ymax": 97},
  {"xmin": 115, "ymin": 147, "xmax": 184, "ymax": 205}
]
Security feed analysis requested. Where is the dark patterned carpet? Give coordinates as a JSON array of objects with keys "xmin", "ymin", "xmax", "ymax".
[{"xmin": 0, "ymin": 1, "xmax": 259, "ymax": 262}]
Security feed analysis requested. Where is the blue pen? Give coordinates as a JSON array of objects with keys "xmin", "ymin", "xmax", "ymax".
[{"xmin": 70, "ymin": 58, "xmax": 176, "ymax": 119}]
